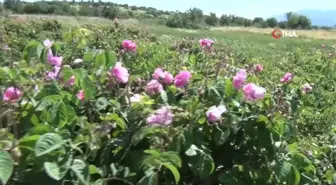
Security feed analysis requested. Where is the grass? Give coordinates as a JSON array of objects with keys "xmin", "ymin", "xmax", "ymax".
[{"xmin": 6, "ymin": 14, "xmax": 336, "ymax": 60}]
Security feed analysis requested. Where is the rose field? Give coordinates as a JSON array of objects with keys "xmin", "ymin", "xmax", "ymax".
[{"xmin": 0, "ymin": 19, "xmax": 336, "ymax": 185}]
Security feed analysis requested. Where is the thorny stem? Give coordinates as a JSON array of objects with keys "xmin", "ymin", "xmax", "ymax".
[{"xmin": 202, "ymin": 51, "xmax": 210, "ymax": 100}]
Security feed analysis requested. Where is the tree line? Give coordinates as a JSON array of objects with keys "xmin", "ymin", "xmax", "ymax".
[{"xmin": 0, "ymin": 0, "xmax": 334, "ymax": 30}]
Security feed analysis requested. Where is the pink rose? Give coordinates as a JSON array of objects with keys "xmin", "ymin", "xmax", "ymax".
[
  {"xmin": 233, "ymin": 69, "xmax": 247, "ymax": 89},
  {"xmin": 280, "ymin": 73, "xmax": 293, "ymax": 83},
  {"xmin": 145, "ymin": 79, "xmax": 163, "ymax": 95},
  {"xmin": 152, "ymin": 68, "xmax": 165, "ymax": 80},
  {"xmin": 122, "ymin": 40, "xmax": 137, "ymax": 52},
  {"xmin": 77, "ymin": 90, "xmax": 84, "ymax": 101},
  {"xmin": 255, "ymin": 64, "xmax": 263, "ymax": 73},
  {"xmin": 152, "ymin": 68, "xmax": 174, "ymax": 85},
  {"xmin": 111, "ymin": 62, "xmax": 129, "ymax": 84},
  {"xmin": 163, "ymin": 71, "xmax": 174, "ymax": 85},
  {"xmin": 206, "ymin": 105, "xmax": 227, "ymax": 122},
  {"xmin": 64, "ymin": 75, "xmax": 75, "ymax": 87},
  {"xmin": 199, "ymin": 39, "xmax": 214, "ymax": 48},
  {"xmin": 242, "ymin": 83, "xmax": 266, "ymax": 101},
  {"xmin": 146, "ymin": 106, "xmax": 174, "ymax": 126},
  {"xmin": 174, "ymin": 70, "xmax": 192, "ymax": 88},
  {"xmin": 3, "ymin": 87, "xmax": 22, "ymax": 103},
  {"xmin": 47, "ymin": 49, "xmax": 62, "ymax": 67},
  {"xmin": 46, "ymin": 66, "xmax": 61, "ymax": 81}
]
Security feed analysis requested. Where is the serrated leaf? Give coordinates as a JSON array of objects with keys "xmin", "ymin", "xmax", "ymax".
[
  {"xmin": 277, "ymin": 162, "xmax": 300, "ymax": 185},
  {"xmin": 82, "ymin": 76, "xmax": 96, "ymax": 100},
  {"xmin": 51, "ymin": 101, "xmax": 68, "ymax": 128},
  {"xmin": 105, "ymin": 51, "xmax": 116, "ymax": 68},
  {"xmin": 44, "ymin": 155, "xmax": 73, "ymax": 180},
  {"xmin": 62, "ymin": 65, "xmax": 74, "ymax": 82},
  {"xmin": 0, "ymin": 149, "xmax": 14, "ymax": 184},
  {"xmin": 35, "ymin": 133, "xmax": 64, "ymax": 156},
  {"xmin": 23, "ymin": 40, "xmax": 44, "ymax": 62},
  {"xmin": 95, "ymin": 97, "xmax": 109, "ymax": 111},
  {"xmin": 160, "ymin": 91, "xmax": 168, "ymax": 104},
  {"xmin": 89, "ymin": 165, "xmax": 99, "ymax": 175},
  {"xmin": 214, "ymin": 126, "xmax": 230, "ymax": 145},
  {"xmin": 83, "ymin": 51, "xmax": 95, "ymax": 63},
  {"xmin": 138, "ymin": 169, "xmax": 158, "ymax": 185},
  {"xmin": 71, "ymin": 159, "xmax": 90, "ymax": 185},
  {"xmin": 162, "ymin": 163, "xmax": 180, "ymax": 183},
  {"xmin": 95, "ymin": 51, "xmax": 106, "ymax": 69},
  {"xmin": 224, "ymin": 79, "xmax": 234, "ymax": 97},
  {"xmin": 132, "ymin": 126, "xmax": 168, "ymax": 145},
  {"xmin": 90, "ymin": 179, "xmax": 104, "ymax": 185}
]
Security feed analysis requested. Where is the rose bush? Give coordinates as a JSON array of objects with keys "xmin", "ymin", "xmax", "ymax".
[{"xmin": 0, "ymin": 21, "xmax": 335, "ymax": 185}]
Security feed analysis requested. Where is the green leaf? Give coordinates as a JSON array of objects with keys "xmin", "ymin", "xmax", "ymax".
[
  {"xmin": 35, "ymin": 133, "xmax": 64, "ymax": 157},
  {"xmin": 95, "ymin": 51, "xmax": 106, "ymax": 69},
  {"xmin": 325, "ymin": 169, "xmax": 334, "ymax": 184},
  {"xmin": 105, "ymin": 51, "xmax": 117, "ymax": 68},
  {"xmin": 19, "ymin": 135, "xmax": 40, "ymax": 143},
  {"xmin": 214, "ymin": 126, "xmax": 230, "ymax": 145},
  {"xmin": 44, "ymin": 154, "xmax": 73, "ymax": 181},
  {"xmin": 71, "ymin": 159, "xmax": 90, "ymax": 185},
  {"xmin": 36, "ymin": 95, "xmax": 63, "ymax": 111},
  {"xmin": 189, "ymin": 153, "xmax": 215, "ymax": 179},
  {"xmin": 51, "ymin": 101, "xmax": 68, "ymax": 128},
  {"xmin": 132, "ymin": 126, "xmax": 168, "ymax": 145},
  {"xmin": 256, "ymin": 115, "xmax": 269, "ymax": 124},
  {"xmin": 62, "ymin": 65, "xmax": 74, "ymax": 82},
  {"xmin": 95, "ymin": 97, "xmax": 109, "ymax": 111},
  {"xmin": 162, "ymin": 163, "xmax": 180, "ymax": 183},
  {"xmin": 100, "ymin": 113, "xmax": 126, "ymax": 130},
  {"xmin": 83, "ymin": 51, "xmax": 95, "ymax": 63},
  {"xmin": 224, "ymin": 79, "xmax": 235, "ymax": 97},
  {"xmin": 82, "ymin": 76, "xmax": 96, "ymax": 100},
  {"xmin": 0, "ymin": 149, "xmax": 14, "ymax": 185},
  {"xmin": 23, "ymin": 40, "xmax": 44, "ymax": 62},
  {"xmin": 160, "ymin": 91, "xmax": 168, "ymax": 104},
  {"xmin": 277, "ymin": 162, "xmax": 300, "ymax": 185},
  {"xmin": 138, "ymin": 169, "xmax": 158, "ymax": 185},
  {"xmin": 89, "ymin": 165, "xmax": 100, "ymax": 175},
  {"xmin": 160, "ymin": 152, "xmax": 182, "ymax": 167},
  {"xmin": 90, "ymin": 179, "xmax": 104, "ymax": 185}
]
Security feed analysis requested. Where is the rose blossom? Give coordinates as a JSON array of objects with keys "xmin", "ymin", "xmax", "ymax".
[
  {"xmin": 233, "ymin": 69, "xmax": 247, "ymax": 89},
  {"xmin": 174, "ymin": 70, "xmax": 192, "ymax": 88},
  {"xmin": 145, "ymin": 79, "xmax": 163, "ymax": 95},
  {"xmin": 242, "ymin": 83, "xmax": 266, "ymax": 101},
  {"xmin": 206, "ymin": 105, "xmax": 227, "ymax": 122},
  {"xmin": 146, "ymin": 106, "xmax": 174, "ymax": 126},
  {"xmin": 3, "ymin": 87, "xmax": 22, "ymax": 103}
]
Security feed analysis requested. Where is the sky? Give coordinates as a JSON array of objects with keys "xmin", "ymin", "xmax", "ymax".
[{"xmin": 112, "ymin": 0, "xmax": 336, "ymax": 19}]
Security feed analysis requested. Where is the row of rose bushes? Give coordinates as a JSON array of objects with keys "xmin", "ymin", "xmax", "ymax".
[{"xmin": 3, "ymin": 39, "xmax": 313, "ymax": 124}]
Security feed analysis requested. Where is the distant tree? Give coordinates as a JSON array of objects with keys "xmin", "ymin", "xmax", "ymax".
[
  {"xmin": 204, "ymin": 12, "xmax": 218, "ymax": 26},
  {"xmin": 252, "ymin": 17, "xmax": 264, "ymax": 24},
  {"xmin": 78, "ymin": 4, "xmax": 94, "ymax": 16},
  {"xmin": 244, "ymin": 19, "xmax": 252, "ymax": 27},
  {"xmin": 219, "ymin": 14, "xmax": 230, "ymax": 26},
  {"xmin": 266, "ymin": 17, "xmax": 277, "ymax": 27},
  {"xmin": 278, "ymin": 21, "xmax": 287, "ymax": 29},
  {"xmin": 298, "ymin": 15, "xmax": 311, "ymax": 29},
  {"xmin": 286, "ymin": 12, "xmax": 300, "ymax": 29},
  {"xmin": 101, "ymin": 6, "xmax": 118, "ymax": 19}
]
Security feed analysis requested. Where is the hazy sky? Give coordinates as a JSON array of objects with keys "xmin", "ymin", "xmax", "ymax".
[{"xmin": 112, "ymin": 0, "xmax": 336, "ymax": 18}]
